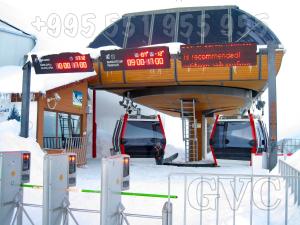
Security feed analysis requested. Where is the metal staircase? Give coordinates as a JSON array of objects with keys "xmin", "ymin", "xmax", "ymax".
[{"xmin": 180, "ymin": 99, "xmax": 198, "ymax": 162}]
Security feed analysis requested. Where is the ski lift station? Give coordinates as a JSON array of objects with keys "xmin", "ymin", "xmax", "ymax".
[
  {"xmin": 3, "ymin": 3, "xmax": 300, "ymax": 225},
  {"xmin": 0, "ymin": 5, "xmax": 284, "ymax": 168},
  {"xmin": 87, "ymin": 5, "xmax": 284, "ymax": 167}
]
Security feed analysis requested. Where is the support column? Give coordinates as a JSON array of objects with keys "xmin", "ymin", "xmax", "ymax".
[
  {"xmin": 92, "ymin": 89, "xmax": 97, "ymax": 158},
  {"xmin": 196, "ymin": 111, "xmax": 203, "ymax": 161},
  {"xmin": 20, "ymin": 60, "xmax": 31, "ymax": 138},
  {"xmin": 267, "ymin": 42, "xmax": 278, "ymax": 170},
  {"xmin": 202, "ymin": 115, "xmax": 207, "ymax": 160}
]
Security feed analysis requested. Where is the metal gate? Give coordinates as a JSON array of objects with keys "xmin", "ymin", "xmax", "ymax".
[{"xmin": 167, "ymin": 172, "xmax": 300, "ymax": 225}]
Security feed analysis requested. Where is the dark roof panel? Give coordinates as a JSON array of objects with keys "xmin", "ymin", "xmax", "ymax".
[{"xmin": 88, "ymin": 6, "xmax": 281, "ymax": 48}]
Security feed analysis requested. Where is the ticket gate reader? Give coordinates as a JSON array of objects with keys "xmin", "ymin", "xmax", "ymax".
[
  {"xmin": 43, "ymin": 153, "xmax": 77, "ymax": 225},
  {"xmin": 0, "ymin": 151, "xmax": 31, "ymax": 225},
  {"xmin": 101, "ymin": 154, "xmax": 130, "ymax": 225}
]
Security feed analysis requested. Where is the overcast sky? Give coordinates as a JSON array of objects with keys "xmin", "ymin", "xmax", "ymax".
[{"xmin": 1, "ymin": 0, "xmax": 299, "ymax": 140}]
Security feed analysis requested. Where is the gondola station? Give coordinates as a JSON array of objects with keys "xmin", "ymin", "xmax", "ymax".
[
  {"xmin": 86, "ymin": 6, "xmax": 284, "ymax": 168},
  {"xmin": 2, "ymin": 3, "xmax": 300, "ymax": 225},
  {"xmin": 0, "ymin": 6, "xmax": 283, "ymax": 169}
]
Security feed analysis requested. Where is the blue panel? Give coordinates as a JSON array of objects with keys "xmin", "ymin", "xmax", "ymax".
[
  {"xmin": 152, "ymin": 13, "xmax": 177, "ymax": 44},
  {"xmin": 88, "ymin": 33, "xmax": 115, "ymax": 48},
  {"xmin": 204, "ymin": 9, "xmax": 228, "ymax": 43},
  {"xmin": 103, "ymin": 17, "xmax": 128, "ymax": 47},
  {"xmin": 232, "ymin": 9, "xmax": 259, "ymax": 43},
  {"xmin": 178, "ymin": 11, "xmax": 202, "ymax": 44},
  {"xmin": 126, "ymin": 15, "xmax": 152, "ymax": 48}
]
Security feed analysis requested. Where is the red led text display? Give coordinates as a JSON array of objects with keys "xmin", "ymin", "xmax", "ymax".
[
  {"xmin": 101, "ymin": 47, "xmax": 170, "ymax": 71},
  {"xmin": 180, "ymin": 43, "xmax": 257, "ymax": 68},
  {"xmin": 31, "ymin": 53, "xmax": 94, "ymax": 74}
]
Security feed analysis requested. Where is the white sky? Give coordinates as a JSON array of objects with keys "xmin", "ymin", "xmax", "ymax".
[{"xmin": 1, "ymin": 0, "xmax": 300, "ymax": 139}]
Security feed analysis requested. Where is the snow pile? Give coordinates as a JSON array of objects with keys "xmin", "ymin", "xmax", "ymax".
[
  {"xmin": 285, "ymin": 150, "xmax": 300, "ymax": 170},
  {"xmin": 0, "ymin": 120, "xmax": 44, "ymax": 183}
]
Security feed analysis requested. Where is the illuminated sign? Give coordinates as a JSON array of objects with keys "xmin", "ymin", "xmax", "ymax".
[
  {"xmin": 180, "ymin": 43, "xmax": 257, "ymax": 68},
  {"xmin": 31, "ymin": 53, "xmax": 94, "ymax": 74},
  {"xmin": 101, "ymin": 47, "xmax": 170, "ymax": 71}
]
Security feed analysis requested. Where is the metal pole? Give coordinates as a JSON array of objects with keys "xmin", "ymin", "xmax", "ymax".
[
  {"xmin": 20, "ymin": 60, "xmax": 31, "ymax": 138},
  {"xmin": 92, "ymin": 89, "xmax": 97, "ymax": 158},
  {"xmin": 202, "ymin": 114, "xmax": 207, "ymax": 160},
  {"xmin": 267, "ymin": 42, "xmax": 278, "ymax": 171}
]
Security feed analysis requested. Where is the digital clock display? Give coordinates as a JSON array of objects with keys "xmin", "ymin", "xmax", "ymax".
[
  {"xmin": 31, "ymin": 53, "xmax": 94, "ymax": 74},
  {"xmin": 180, "ymin": 42, "xmax": 257, "ymax": 68},
  {"xmin": 101, "ymin": 46, "xmax": 170, "ymax": 71}
]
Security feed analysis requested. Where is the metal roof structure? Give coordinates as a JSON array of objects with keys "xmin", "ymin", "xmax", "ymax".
[
  {"xmin": 89, "ymin": 5, "xmax": 281, "ymax": 49},
  {"xmin": 0, "ymin": 20, "xmax": 36, "ymax": 66}
]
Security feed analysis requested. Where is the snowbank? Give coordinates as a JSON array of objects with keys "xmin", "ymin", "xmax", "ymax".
[
  {"xmin": 285, "ymin": 150, "xmax": 300, "ymax": 170},
  {"xmin": 0, "ymin": 120, "xmax": 44, "ymax": 183}
]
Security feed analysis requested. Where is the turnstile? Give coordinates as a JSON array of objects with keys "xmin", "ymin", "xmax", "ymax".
[{"xmin": 0, "ymin": 151, "xmax": 31, "ymax": 225}]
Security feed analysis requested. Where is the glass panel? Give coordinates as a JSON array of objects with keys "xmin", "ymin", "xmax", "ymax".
[
  {"xmin": 43, "ymin": 111, "xmax": 57, "ymax": 137},
  {"xmin": 58, "ymin": 113, "xmax": 70, "ymax": 138},
  {"xmin": 178, "ymin": 11, "xmax": 202, "ymax": 44},
  {"xmin": 124, "ymin": 121, "xmax": 163, "ymax": 140},
  {"xmin": 126, "ymin": 15, "xmax": 152, "ymax": 48},
  {"xmin": 255, "ymin": 121, "xmax": 264, "ymax": 152},
  {"xmin": 152, "ymin": 13, "xmax": 177, "ymax": 44},
  {"xmin": 204, "ymin": 9, "xmax": 228, "ymax": 43},
  {"xmin": 225, "ymin": 121, "xmax": 252, "ymax": 148},
  {"xmin": 71, "ymin": 115, "xmax": 81, "ymax": 136},
  {"xmin": 232, "ymin": 9, "xmax": 260, "ymax": 43},
  {"xmin": 104, "ymin": 17, "xmax": 128, "ymax": 47},
  {"xmin": 213, "ymin": 122, "xmax": 225, "ymax": 148},
  {"xmin": 89, "ymin": 33, "xmax": 115, "ymax": 48}
]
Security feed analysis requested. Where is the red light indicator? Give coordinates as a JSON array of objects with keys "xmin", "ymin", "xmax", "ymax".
[
  {"xmin": 69, "ymin": 155, "xmax": 76, "ymax": 162},
  {"xmin": 23, "ymin": 153, "xmax": 30, "ymax": 161}
]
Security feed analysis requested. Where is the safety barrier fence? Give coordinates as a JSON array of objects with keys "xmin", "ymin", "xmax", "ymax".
[
  {"xmin": 43, "ymin": 136, "xmax": 87, "ymax": 166},
  {"xmin": 65, "ymin": 137, "xmax": 87, "ymax": 166},
  {"xmin": 277, "ymin": 139, "xmax": 300, "ymax": 155},
  {"xmin": 21, "ymin": 184, "xmax": 176, "ymax": 225},
  {"xmin": 167, "ymin": 173, "xmax": 300, "ymax": 225},
  {"xmin": 278, "ymin": 159, "xmax": 300, "ymax": 206}
]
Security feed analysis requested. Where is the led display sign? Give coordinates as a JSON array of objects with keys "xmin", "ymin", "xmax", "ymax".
[
  {"xmin": 101, "ymin": 46, "xmax": 170, "ymax": 71},
  {"xmin": 31, "ymin": 53, "xmax": 94, "ymax": 74},
  {"xmin": 180, "ymin": 43, "xmax": 257, "ymax": 68}
]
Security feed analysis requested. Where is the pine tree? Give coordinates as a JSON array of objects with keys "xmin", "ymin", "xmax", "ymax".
[{"xmin": 7, "ymin": 105, "xmax": 21, "ymax": 122}]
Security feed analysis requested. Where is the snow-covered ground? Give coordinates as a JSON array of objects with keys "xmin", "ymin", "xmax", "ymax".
[{"xmin": 1, "ymin": 120, "xmax": 300, "ymax": 225}]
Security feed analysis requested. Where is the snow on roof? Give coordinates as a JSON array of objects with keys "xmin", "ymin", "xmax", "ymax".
[
  {"xmin": 0, "ymin": 65, "xmax": 95, "ymax": 93},
  {"xmin": 90, "ymin": 43, "xmax": 182, "ymax": 59}
]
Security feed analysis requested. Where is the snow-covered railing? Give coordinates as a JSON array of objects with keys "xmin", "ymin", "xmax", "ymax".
[
  {"xmin": 279, "ymin": 159, "xmax": 300, "ymax": 206},
  {"xmin": 277, "ymin": 139, "xmax": 300, "ymax": 155}
]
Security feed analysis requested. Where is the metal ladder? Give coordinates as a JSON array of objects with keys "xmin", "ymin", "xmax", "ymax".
[{"xmin": 180, "ymin": 99, "xmax": 198, "ymax": 162}]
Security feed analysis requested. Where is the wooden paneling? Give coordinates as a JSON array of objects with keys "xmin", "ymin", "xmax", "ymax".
[
  {"xmin": 126, "ymin": 60, "xmax": 175, "ymax": 83},
  {"xmin": 93, "ymin": 51, "xmax": 284, "ymax": 95},
  {"xmin": 177, "ymin": 61, "xmax": 230, "ymax": 81},
  {"xmin": 100, "ymin": 63, "xmax": 124, "ymax": 84},
  {"xmin": 36, "ymin": 81, "xmax": 88, "ymax": 148}
]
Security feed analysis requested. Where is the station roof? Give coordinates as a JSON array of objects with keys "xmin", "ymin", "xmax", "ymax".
[
  {"xmin": 88, "ymin": 6, "xmax": 284, "ymax": 116},
  {"xmin": 0, "ymin": 19, "xmax": 36, "ymax": 66},
  {"xmin": 89, "ymin": 5, "xmax": 281, "ymax": 49}
]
